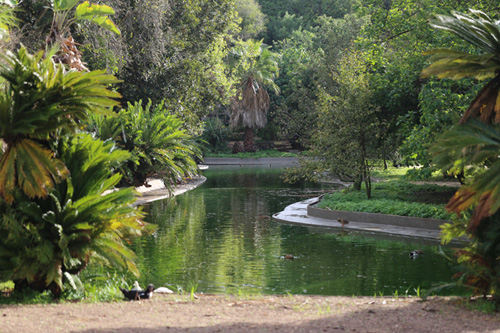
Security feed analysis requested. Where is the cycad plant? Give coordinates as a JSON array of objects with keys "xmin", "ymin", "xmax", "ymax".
[
  {"xmin": 46, "ymin": 0, "xmax": 120, "ymax": 71},
  {"xmin": 0, "ymin": 134, "xmax": 149, "ymax": 297},
  {"xmin": 229, "ymin": 39, "xmax": 280, "ymax": 152},
  {"xmin": 88, "ymin": 100, "xmax": 201, "ymax": 189},
  {"xmin": 0, "ymin": 46, "xmax": 120, "ymax": 204},
  {"xmin": 423, "ymin": 9, "xmax": 500, "ymax": 304},
  {"xmin": 422, "ymin": 9, "xmax": 500, "ymax": 125}
]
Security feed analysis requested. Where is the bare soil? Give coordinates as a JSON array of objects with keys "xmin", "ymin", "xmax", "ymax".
[{"xmin": 1, "ymin": 294, "xmax": 499, "ymax": 332}]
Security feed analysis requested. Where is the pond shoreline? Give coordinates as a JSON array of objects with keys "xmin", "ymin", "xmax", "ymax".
[
  {"xmin": 133, "ymin": 175, "xmax": 207, "ymax": 205},
  {"xmin": 272, "ymin": 198, "xmax": 448, "ymax": 241},
  {"xmin": 203, "ymin": 157, "xmax": 451, "ymax": 240}
]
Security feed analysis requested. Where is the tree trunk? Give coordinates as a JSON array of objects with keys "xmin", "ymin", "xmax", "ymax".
[
  {"xmin": 352, "ymin": 174, "xmax": 362, "ymax": 191},
  {"xmin": 364, "ymin": 160, "xmax": 372, "ymax": 199},
  {"xmin": 243, "ymin": 127, "xmax": 256, "ymax": 152}
]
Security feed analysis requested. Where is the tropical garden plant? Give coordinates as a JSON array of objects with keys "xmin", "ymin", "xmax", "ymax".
[
  {"xmin": 0, "ymin": 25, "xmax": 148, "ymax": 297},
  {"xmin": 422, "ymin": 9, "xmax": 500, "ymax": 305},
  {"xmin": 0, "ymin": 134, "xmax": 148, "ymax": 298},
  {"xmin": 229, "ymin": 39, "xmax": 280, "ymax": 152},
  {"xmin": 0, "ymin": 45, "xmax": 120, "ymax": 204},
  {"xmin": 46, "ymin": 0, "xmax": 120, "ymax": 71},
  {"xmin": 87, "ymin": 100, "xmax": 201, "ymax": 190},
  {"xmin": 200, "ymin": 117, "xmax": 231, "ymax": 153}
]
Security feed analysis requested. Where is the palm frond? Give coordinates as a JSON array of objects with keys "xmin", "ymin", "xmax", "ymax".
[
  {"xmin": 0, "ymin": 139, "xmax": 69, "ymax": 203},
  {"xmin": 422, "ymin": 10, "xmax": 500, "ymax": 125},
  {"xmin": 431, "ymin": 120, "xmax": 500, "ymax": 230}
]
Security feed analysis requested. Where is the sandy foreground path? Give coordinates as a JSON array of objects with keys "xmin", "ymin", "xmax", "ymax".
[{"xmin": 1, "ymin": 294, "xmax": 499, "ymax": 332}]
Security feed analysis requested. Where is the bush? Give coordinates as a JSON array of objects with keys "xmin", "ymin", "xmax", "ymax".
[
  {"xmin": 0, "ymin": 134, "xmax": 149, "ymax": 297},
  {"xmin": 88, "ymin": 100, "xmax": 201, "ymax": 188},
  {"xmin": 200, "ymin": 117, "xmax": 231, "ymax": 153}
]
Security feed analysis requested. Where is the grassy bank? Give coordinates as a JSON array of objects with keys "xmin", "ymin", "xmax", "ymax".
[{"xmin": 318, "ymin": 180, "xmax": 458, "ymax": 220}]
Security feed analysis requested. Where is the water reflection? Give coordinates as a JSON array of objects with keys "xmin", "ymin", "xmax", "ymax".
[{"xmin": 133, "ymin": 166, "xmax": 459, "ymax": 296}]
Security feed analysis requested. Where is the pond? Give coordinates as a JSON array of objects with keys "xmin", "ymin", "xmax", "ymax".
[{"xmin": 132, "ymin": 166, "xmax": 461, "ymax": 297}]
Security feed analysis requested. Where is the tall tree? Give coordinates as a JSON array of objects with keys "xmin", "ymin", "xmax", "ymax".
[
  {"xmin": 229, "ymin": 39, "xmax": 280, "ymax": 152},
  {"xmin": 286, "ymin": 51, "xmax": 381, "ymax": 198},
  {"xmin": 100, "ymin": 0, "xmax": 238, "ymax": 133},
  {"xmin": 235, "ymin": 0, "xmax": 266, "ymax": 40}
]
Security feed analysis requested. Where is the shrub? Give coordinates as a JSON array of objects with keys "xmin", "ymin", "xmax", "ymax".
[
  {"xmin": 88, "ymin": 100, "xmax": 201, "ymax": 189},
  {"xmin": 0, "ymin": 134, "xmax": 149, "ymax": 297}
]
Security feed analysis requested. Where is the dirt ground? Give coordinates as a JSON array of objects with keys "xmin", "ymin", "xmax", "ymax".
[{"xmin": 1, "ymin": 294, "xmax": 499, "ymax": 332}]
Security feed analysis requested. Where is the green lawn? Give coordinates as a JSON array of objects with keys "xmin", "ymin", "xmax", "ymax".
[{"xmin": 318, "ymin": 180, "xmax": 458, "ymax": 220}]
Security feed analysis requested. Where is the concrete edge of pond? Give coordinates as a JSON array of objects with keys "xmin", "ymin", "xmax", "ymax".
[
  {"xmin": 272, "ymin": 197, "xmax": 449, "ymax": 241},
  {"xmin": 133, "ymin": 176, "xmax": 207, "ymax": 206},
  {"xmin": 308, "ymin": 204, "xmax": 448, "ymax": 231}
]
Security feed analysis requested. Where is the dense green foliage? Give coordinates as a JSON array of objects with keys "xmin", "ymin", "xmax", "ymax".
[
  {"xmin": 87, "ymin": 100, "xmax": 201, "ymax": 189},
  {"xmin": 422, "ymin": 9, "xmax": 500, "ymax": 305},
  {"xmin": 0, "ymin": 46, "xmax": 120, "ymax": 204},
  {"xmin": 0, "ymin": 134, "xmax": 148, "ymax": 297},
  {"xmin": 318, "ymin": 181, "xmax": 456, "ymax": 220}
]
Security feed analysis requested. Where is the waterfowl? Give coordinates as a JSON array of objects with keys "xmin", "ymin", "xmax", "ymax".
[
  {"xmin": 281, "ymin": 254, "xmax": 294, "ymax": 260},
  {"xmin": 131, "ymin": 281, "xmax": 141, "ymax": 291},
  {"xmin": 155, "ymin": 286, "xmax": 174, "ymax": 294},
  {"xmin": 409, "ymin": 250, "xmax": 423, "ymax": 259},
  {"xmin": 120, "ymin": 284, "xmax": 154, "ymax": 300},
  {"xmin": 337, "ymin": 218, "xmax": 349, "ymax": 227}
]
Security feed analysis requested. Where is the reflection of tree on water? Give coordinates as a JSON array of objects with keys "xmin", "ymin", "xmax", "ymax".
[
  {"xmin": 130, "ymin": 168, "xmax": 459, "ymax": 296},
  {"xmin": 135, "ymin": 186, "xmax": 283, "ymax": 294}
]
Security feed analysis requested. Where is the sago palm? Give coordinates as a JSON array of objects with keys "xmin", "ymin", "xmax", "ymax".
[
  {"xmin": 422, "ymin": 9, "xmax": 500, "ymax": 223},
  {"xmin": 424, "ymin": 10, "xmax": 500, "ymax": 303},
  {"xmin": 421, "ymin": 9, "xmax": 500, "ymax": 124},
  {"xmin": 89, "ymin": 100, "xmax": 201, "ymax": 189},
  {"xmin": 431, "ymin": 120, "xmax": 500, "ymax": 230},
  {"xmin": 0, "ymin": 134, "xmax": 148, "ymax": 297},
  {"xmin": 230, "ymin": 39, "xmax": 280, "ymax": 152},
  {"xmin": 0, "ymin": 46, "xmax": 121, "ymax": 204}
]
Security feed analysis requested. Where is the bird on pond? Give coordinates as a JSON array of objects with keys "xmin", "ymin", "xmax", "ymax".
[
  {"xmin": 120, "ymin": 284, "xmax": 154, "ymax": 300},
  {"xmin": 409, "ymin": 250, "xmax": 423, "ymax": 259},
  {"xmin": 337, "ymin": 218, "xmax": 349, "ymax": 227},
  {"xmin": 281, "ymin": 254, "xmax": 294, "ymax": 260}
]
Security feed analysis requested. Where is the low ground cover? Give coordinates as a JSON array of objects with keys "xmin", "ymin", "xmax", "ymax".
[{"xmin": 317, "ymin": 180, "xmax": 457, "ymax": 220}]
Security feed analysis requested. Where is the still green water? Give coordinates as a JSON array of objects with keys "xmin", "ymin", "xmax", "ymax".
[{"xmin": 133, "ymin": 166, "xmax": 459, "ymax": 296}]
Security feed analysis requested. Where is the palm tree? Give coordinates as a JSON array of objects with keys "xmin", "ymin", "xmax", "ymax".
[
  {"xmin": 0, "ymin": 46, "xmax": 121, "ymax": 204},
  {"xmin": 423, "ymin": 9, "xmax": 500, "ymax": 303},
  {"xmin": 422, "ymin": 9, "xmax": 500, "ymax": 225},
  {"xmin": 421, "ymin": 9, "xmax": 500, "ymax": 125},
  {"xmin": 0, "ymin": 134, "xmax": 148, "ymax": 297},
  {"xmin": 230, "ymin": 39, "xmax": 280, "ymax": 152},
  {"xmin": 46, "ymin": 0, "xmax": 120, "ymax": 70}
]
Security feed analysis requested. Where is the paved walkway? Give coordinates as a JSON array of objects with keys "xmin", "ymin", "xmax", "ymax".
[
  {"xmin": 272, "ymin": 198, "xmax": 445, "ymax": 241},
  {"xmin": 133, "ymin": 176, "xmax": 206, "ymax": 206}
]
